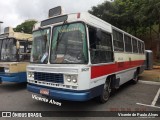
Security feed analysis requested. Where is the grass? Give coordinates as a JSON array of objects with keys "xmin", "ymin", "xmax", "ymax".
[
  {"xmin": 154, "ymin": 60, "xmax": 160, "ymax": 66},
  {"xmin": 139, "ymin": 68, "xmax": 160, "ymax": 82}
]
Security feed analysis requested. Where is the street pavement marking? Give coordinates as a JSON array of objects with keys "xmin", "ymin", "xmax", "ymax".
[
  {"xmin": 139, "ymin": 80, "xmax": 160, "ymax": 86},
  {"xmin": 151, "ymin": 88, "xmax": 160, "ymax": 106},
  {"xmin": 136, "ymin": 88, "xmax": 160, "ymax": 109},
  {"xmin": 136, "ymin": 103, "xmax": 160, "ymax": 109}
]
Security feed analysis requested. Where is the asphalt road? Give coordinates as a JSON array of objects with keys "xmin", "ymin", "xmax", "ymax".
[{"xmin": 0, "ymin": 81, "xmax": 160, "ymax": 120}]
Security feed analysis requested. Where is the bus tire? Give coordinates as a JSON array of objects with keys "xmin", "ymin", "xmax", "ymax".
[
  {"xmin": 132, "ymin": 71, "xmax": 139, "ymax": 84},
  {"xmin": 111, "ymin": 88, "xmax": 117, "ymax": 95},
  {"xmin": 97, "ymin": 79, "xmax": 111, "ymax": 103}
]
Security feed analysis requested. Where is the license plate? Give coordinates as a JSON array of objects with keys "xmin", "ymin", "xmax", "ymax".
[{"xmin": 40, "ymin": 89, "xmax": 49, "ymax": 95}]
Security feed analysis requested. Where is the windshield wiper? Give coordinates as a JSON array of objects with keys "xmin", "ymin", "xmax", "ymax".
[
  {"xmin": 56, "ymin": 21, "xmax": 69, "ymax": 50},
  {"xmin": 36, "ymin": 28, "xmax": 49, "ymax": 63}
]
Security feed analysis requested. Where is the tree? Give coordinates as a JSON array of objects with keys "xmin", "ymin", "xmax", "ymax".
[
  {"xmin": 89, "ymin": 0, "xmax": 160, "ymax": 59},
  {"xmin": 89, "ymin": 0, "xmax": 137, "ymax": 33},
  {"xmin": 139, "ymin": 0, "xmax": 160, "ymax": 59},
  {"xmin": 14, "ymin": 20, "xmax": 37, "ymax": 34}
]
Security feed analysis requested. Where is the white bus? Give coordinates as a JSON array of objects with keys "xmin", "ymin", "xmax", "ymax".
[
  {"xmin": 27, "ymin": 6, "xmax": 145, "ymax": 103},
  {"xmin": 0, "ymin": 27, "xmax": 32, "ymax": 83}
]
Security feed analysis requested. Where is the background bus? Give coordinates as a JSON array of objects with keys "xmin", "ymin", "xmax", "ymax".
[
  {"xmin": 27, "ymin": 6, "xmax": 145, "ymax": 103},
  {"xmin": 0, "ymin": 27, "xmax": 32, "ymax": 83}
]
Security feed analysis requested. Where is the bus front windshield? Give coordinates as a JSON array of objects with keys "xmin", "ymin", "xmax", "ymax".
[
  {"xmin": 30, "ymin": 28, "xmax": 50, "ymax": 63},
  {"xmin": 50, "ymin": 23, "xmax": 88, "ymax": 64},
  {"xmin": 0, "ymin": 38, "xmax": 17, "ymax": 62}
]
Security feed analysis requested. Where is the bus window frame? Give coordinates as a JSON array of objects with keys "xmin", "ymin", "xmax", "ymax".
[
  {"xmin": 132, "ymin": 37, "xmax": 139, "ymax": 54},
  {"xmin": 17, "ymin": 40, "xmax": 32, "ymax": 62},
  {"xmin": 88, "ymin": 25, "xmax": 114, "ymax": 65},
  {"xmin": 112, "ymin": 29, "xmax": 125, "ymax": 52},
  {"xmin": 30, "ymin": 27, "xmax": 51, "ymax": 64},
  {"xmin": 0, "ymin": 38, "xmax": 18, "ymax": 62},
  {"xmin": 124, "ymin": 34, "xmax": 133, "ymax": 53},
  {"xmin": 50, "ymin": 21, "xmax": 89, "ymax": 65}
]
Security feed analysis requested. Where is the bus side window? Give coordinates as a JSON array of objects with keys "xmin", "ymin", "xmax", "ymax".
[
  {"xmin": 141, "ymin": 42, "xmax": 145, "ymax": 54},
  {"xmin": 124, "ymin": 34, "xmax": 132, "ymax": 53},
  {"xmin": 132, "ymin": 38, "xmax": 138, "ymax": 53},
  {"xmin": 113, "ymin": 29, "xmax": 124, "ymax": 52},
  {"xmin": 89, "ymin": 27, "xmax": 98, "ymax": 63},
  {"xmin": 100, "ymin": 32, "xmax": 113, "ymax": 63},
  {"xmin": 89, "ymin": 27, "xmax": 113, "ymax": 64},
  {"xmin": 138, "ymin": 41, "xmax": 142, "ymax": 54},
  {"xmin": 19, "ymin": 41, "xmax": 31, "ymax": 61}
]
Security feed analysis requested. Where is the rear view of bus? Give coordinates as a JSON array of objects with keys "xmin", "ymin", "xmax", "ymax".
[
  {"xmin": 27, "ymin": 6, "xmax": 145, "ymax": 103},
  {"xmin": 0, "ymin": 27, "xmax": 32, "ymax": 83}
]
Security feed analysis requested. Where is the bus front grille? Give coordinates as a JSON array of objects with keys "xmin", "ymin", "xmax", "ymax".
[{"xmin": 34, "ymin": 72, "xmax": 64, "ymax": 83}]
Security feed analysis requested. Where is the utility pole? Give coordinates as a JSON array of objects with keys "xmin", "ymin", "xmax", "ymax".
[{"xmin": 0, "ymin": 21, "xmax": 3, "ymax": 34}]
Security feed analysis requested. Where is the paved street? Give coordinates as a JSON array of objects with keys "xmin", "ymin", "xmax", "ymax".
[{"xmin": 0, "ymin": 81, "xmax": 160, "ymax": 120}]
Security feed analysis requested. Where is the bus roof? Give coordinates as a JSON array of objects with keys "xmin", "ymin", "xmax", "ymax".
[
  {"xmin": 0, "ymin": 27, "xmax": 32, "ymax": 41},
  {"xmin": 34, "ymin": 12, "xmax": 112, "ymax": 33},
  {"xmin": 35, "ymin": 12, "xmax": 143, "ymax": 42}
]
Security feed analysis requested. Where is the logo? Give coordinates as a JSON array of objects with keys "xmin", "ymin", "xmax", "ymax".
[
  {"xmin": 81, "ymin": 68, "xmax": 89, "ymax": 72},
  {"xmin": 2, "ymin": 112, "xmax": 11, "ymax": 117}
]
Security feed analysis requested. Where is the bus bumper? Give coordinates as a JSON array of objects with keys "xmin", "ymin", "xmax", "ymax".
[
  {"xmin": 27, "ymin": 84, "xmax": 101, "ymax": 101},
  {"xmin": 0, "ymin": 72, "xmax": 27, "ymax": 83}
]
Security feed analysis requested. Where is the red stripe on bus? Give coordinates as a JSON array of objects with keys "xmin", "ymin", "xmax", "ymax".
[{"xmin": 91, "ymin": 60, "xmax": 145, "ymax": 79}]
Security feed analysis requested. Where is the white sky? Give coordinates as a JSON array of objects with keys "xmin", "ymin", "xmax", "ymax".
[{"xmin": 0, "ymin": 0, "xmax": 112, "ymax": 31}]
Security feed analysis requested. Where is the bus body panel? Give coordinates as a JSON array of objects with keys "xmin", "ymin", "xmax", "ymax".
[
  {"xmin": 27, "ymin": 11, "xmax": 145, "ymax": 101},
  {"xmin": 0, "ymin": 27, "xmax": 32, "ymax": 83},
  {"xmin": 0, "ymin": 62, "xmax": 29, "ymax": 83},
  {"xmin": 27, "ymin": 64, "xmax": 104, "ymax": 101},
  {"xmin": 0, "ymin": 72, "xmax": 27, "ymax": 83},
  {"xmin": 27, "ymin": 65, "xmax": 91, "ymax": 90},
  {"xmin": 27, "ymin": 83, "xmax": 104, "ymax": 101}
]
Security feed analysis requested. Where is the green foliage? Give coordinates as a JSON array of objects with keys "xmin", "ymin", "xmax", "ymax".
[
  {"xmin": 14, "ymin": 20, "xmax": 37, "ymax": 34},
  {"xmin": 89, "ymin": 0, "xmax": 160, "ymax": 36},
  {"xmin": 89, "ymin": 0, "xmax": 160, "ymax": 59}
]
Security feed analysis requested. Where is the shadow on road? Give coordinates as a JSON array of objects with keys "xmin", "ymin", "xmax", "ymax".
[
  {"xmin": 27, "ymin": 80, "xmax": 136, "ymax": 111},
  {"xmin": 0, "ymin": 82, "xmax": 27, "ymax": 92},
  {"xmin": 111, "ymin": 80, "xmax": 135, "ymax": 97}
]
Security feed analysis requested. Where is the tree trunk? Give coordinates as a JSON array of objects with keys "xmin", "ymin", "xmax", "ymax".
[{"xmin": 150, "ymin": 25, "xmax": 152, "ymax": 49}]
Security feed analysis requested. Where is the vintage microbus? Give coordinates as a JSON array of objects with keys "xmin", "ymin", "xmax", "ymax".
[
  {"xmin": 27, "ymin": 6, "xmax": 145, "ymax": 103},
  {"xmin": 0, "ymin": 27, "xmax": 32, "ymax": 83}
]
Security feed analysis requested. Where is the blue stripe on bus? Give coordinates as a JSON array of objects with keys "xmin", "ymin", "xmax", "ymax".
[
  {"xmin": 27, "ymin": 83, "xmax": 104, "ymax": 101},
  {"xmin": 0, "ymin": 72, "xmax": 27, "ymax": 83}
]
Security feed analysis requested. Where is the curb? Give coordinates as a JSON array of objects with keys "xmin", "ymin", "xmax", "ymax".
[{"xmin": 139, "ymin": 80, "xmax": 160, "ymax": 86}]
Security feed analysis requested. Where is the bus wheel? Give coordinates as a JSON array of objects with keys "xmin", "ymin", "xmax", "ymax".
[
  {"xmin": 132, "ymin": 71, "xmax": 139, "ymax": 84},
  {"xmin": 98, "ymin": 79, "xmax": 111, "ymax": 103}
]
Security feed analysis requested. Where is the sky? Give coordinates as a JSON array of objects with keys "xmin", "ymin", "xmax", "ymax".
[{"xmin": 0, "ymin": 0, "xmax": 112, "ymax": 32}]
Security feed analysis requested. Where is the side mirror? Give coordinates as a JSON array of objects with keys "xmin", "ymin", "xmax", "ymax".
[
  {"xmin": 96, "ymin": 28, "xmax": 102, "ymax": 41},
  {"xmin": 16, "ymin": 41, "xmax": 20, "ymax": 49}
]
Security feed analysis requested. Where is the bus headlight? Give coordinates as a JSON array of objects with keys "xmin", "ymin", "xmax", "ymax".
[
  {"xmin": 65, "ymin": 75, "xmax": 78, "ymax": 84},
  {"xmin": 28, "ymin": 72, "xmax": 34, "ymax": 78},
  {"xmin": 4, "ymin": 68, "xmax": 9, "ymax": 73},
  {"xmin": 67, "ymin": 75, "xmax": 71, "ymax": 82},
  {"xmin": 72, "ymin": 76, "xmax": 77, "ymax": 83},
  {"xmin": 32, "ymin": 74, "xmax": 34, "ymax": 78}
]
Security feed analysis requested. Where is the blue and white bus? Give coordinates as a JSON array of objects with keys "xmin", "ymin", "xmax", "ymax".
[
  {"xmin": 0, "ymin": 27, "xmax": 32, "ymax": 83},
  {"xmin": 27, "ymin": 6, "xmax": 145, "ymax": 103}
]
